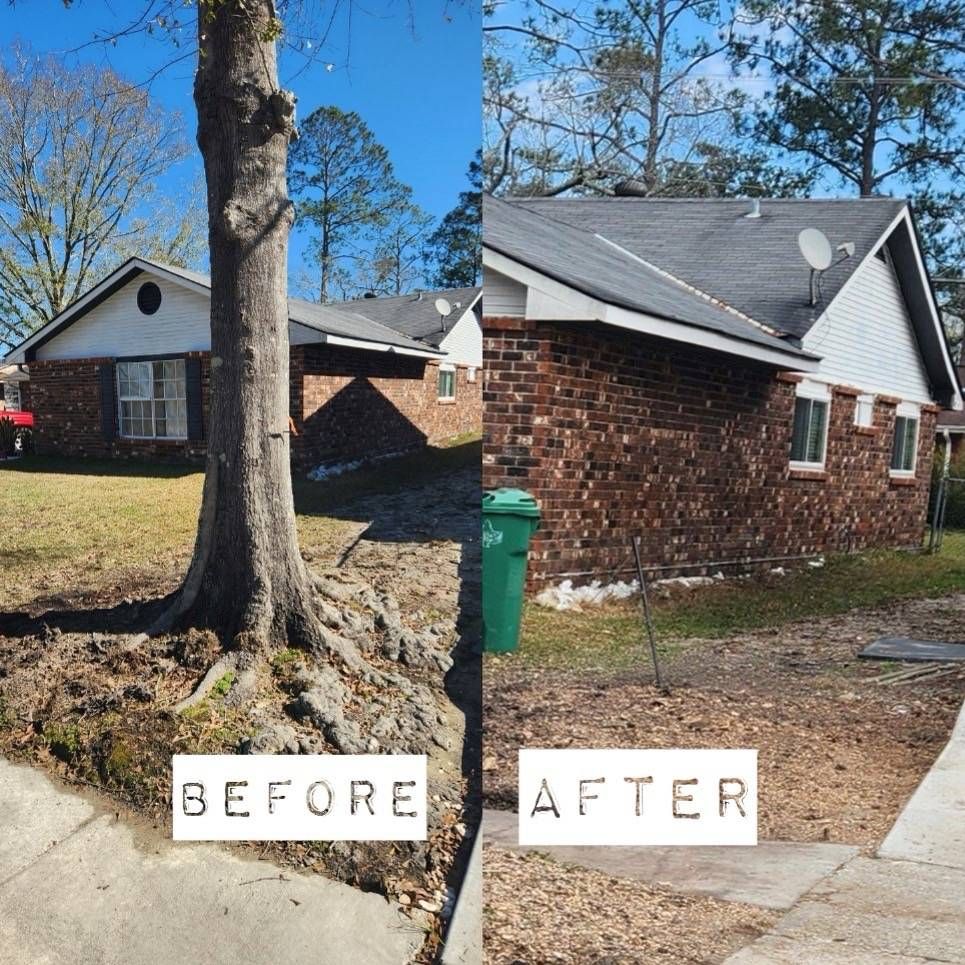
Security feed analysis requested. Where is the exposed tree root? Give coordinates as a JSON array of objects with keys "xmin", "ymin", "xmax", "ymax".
[
  {"xmin": 164, "ymin": 569, "xmax": 453, "ymax": 758},
  {"xmin": 172, "ymin": 652, "xmax": 240, "ymax": 714}
]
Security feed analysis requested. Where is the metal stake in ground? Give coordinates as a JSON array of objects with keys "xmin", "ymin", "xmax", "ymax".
[{"xmin": 632, "ymin": 535, "xmax": 667, "ymax": 692}]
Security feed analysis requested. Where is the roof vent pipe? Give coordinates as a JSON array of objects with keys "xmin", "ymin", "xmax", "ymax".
[{"xmin": 745, "ymin": 198, "xmax": 761, "ymax": 219}]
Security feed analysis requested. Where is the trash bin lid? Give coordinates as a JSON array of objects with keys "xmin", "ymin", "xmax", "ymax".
[{"xmin": 482, "ymin": 488, "xmax": 540, "ymax": 517}]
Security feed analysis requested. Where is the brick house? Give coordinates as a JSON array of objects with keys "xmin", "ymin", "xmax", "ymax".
[
  {"xmin": 0, "ymin": 363, "xmax": 29, "ymax": 414},
  {"xmin": 483, "ymin": 195, "xmax": 962, "ymax": 589},
  {"xmin": 2, "ymin": 258, "xmax": 481, "ymax": 473}
]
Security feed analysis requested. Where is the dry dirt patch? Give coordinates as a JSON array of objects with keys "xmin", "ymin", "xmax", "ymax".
[
  {"xmin": 483, "ymin": 592, "xmax": 963, "ymax": 965},
  {"xmin": 485, "ymin": 593, "xmax": 965, "ymax": 848}
]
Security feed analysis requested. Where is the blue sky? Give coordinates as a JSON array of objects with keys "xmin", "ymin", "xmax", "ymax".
[{"xmin": 0, "ymin": 1, "xmax": 481, "ymax": 286}]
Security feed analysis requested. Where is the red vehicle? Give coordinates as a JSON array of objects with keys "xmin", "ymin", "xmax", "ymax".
[
  {"xmin": 1, "ymin": 410, "xmax": 33, "ymax": 429},
  {"xmin": 0, "ymin": 408, "xmax": 34, "ymax": 454}
]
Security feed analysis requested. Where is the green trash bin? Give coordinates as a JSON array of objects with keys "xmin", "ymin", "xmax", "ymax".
[{"xmin": 482, "ymin": 488, "xmax": 540, "ymax": 653}]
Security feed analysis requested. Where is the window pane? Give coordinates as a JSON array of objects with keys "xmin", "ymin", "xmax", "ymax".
[
  {"xmin": 790, "ymin": 398, "xmax": 811, "ymax": 462},
  {"xmin": 438, "ymin": 369, "xmax": 455, "ymax": 398},
  {"xmin": 892, "ymin": 417, "xmax": 907, "ymax": 470},
  {"xmin": 901, "ymin": 418, "xmax": 917, "ymax": 471},
  {"xmin": 806, "ymin": 400, "xmax": 827, "ymax": 463}
]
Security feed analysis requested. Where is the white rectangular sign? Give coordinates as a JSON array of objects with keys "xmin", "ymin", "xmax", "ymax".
[
  {"xmin": 172, "ymin": 754, "xmax": 427, "ymax": 841},
  {"xmin": 518, "ymin": 748, "xmax": 757, "ymax": 846}
]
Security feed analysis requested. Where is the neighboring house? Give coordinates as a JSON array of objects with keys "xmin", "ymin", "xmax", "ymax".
[
  {"xmin": 2, "ymin": 258, "xmax": 481, "ymax": 473},
  {"xmin": 937, "ymin": 364, "xmax": 965, "ymax": 461},
  {"xmin": 483, "ymin": 194, "xmax": 962, "ymax": 589},
  {"xmin": 0, "ymin": 364, "xmax": 29, "ymax": 413}
]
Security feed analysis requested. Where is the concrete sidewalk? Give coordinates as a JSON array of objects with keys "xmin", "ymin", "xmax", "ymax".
[
  {"xmin": 0, "ymin": 758, "xmax": 425, "ymax": 965},
  {"xmin": 727, "ymin": 699, "xmax": 965, "ymax": 964},
  {"xmin": 483, "ymin": 808, "xmax": 858, "ymax": 910}
]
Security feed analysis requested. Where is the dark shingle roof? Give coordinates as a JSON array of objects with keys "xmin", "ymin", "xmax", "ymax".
[
  {"xmin": 141, "ymin": 260, "xmax": 446, "ymax": 354},
  {"xmin": 287, "ymin": 299, "xmax": 442, "ymax": 353},
  {"xmin": 332, "ymin": 287, "xmax": 481, "ymax": 349},
  {"xmin": 483, "ymin": 195, "xmax": 816, "ymax": 359},
  {"xmin": 506, "ymin": 196, "xmax": 905, "ymax": 340}
]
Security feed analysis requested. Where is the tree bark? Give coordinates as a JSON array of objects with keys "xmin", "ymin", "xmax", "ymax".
[{"xmin": 155, "ymin": 0, "xmax": 324, "ymax": 654}]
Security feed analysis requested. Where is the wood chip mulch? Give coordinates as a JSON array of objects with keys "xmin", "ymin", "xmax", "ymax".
[{"xmin": 484, "ymin": 845, "xmax": 778, "ymax": 964}]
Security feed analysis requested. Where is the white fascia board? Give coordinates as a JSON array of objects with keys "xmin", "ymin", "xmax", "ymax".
[
  {"xmin": 324, "ymin": 333, "xmax": 442, "ymax": 358},
  {"xmin": 818, "ymin": 206, "xmax": 963, "ymax": 411},
  {"xmin": 900, "ymin": 208, "xmax": 963, "ymax": 410},
  {"xmin": 483, "ymin": 247, "xmax": 818, "ymax": 372}
]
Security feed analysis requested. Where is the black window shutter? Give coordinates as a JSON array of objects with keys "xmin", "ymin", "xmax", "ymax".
[
  {"xmin": 99, "ymin": 362, "xmax": 116, "ymax": 441},
  {"xmin": 185, "ymin": 357, "xmax": 204, "ymax": 441}
]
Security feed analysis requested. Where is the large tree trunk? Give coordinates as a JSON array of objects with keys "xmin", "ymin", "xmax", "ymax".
[{"xmin": 155, "ymin": 0, "xmax": 322, "ymax": 654}]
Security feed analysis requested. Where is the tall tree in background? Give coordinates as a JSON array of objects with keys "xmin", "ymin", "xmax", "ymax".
[
  {"xmin": 424, "ymin": 152, "xmax": 481, "ymax": 287},
  {"xmin": 367, "ymin": 187, "xmax": 434, "ymax": 295},
  {"xmin": 288, "ymin": 105, "xmax": 405, "ymax": 301},
  {"xmin": 735, "ymin": 0, "xmax": 965, "ymax": 334},
  {"xmin": 736, "ymin": 0, "xmax": 965, "ymax": 196},
  {"xmin": 0, "ymin": 49, "xmax": 196, "ymax": 349},
  {"xmin": 484, "ymin": 0, "xmax": 746, "ymax": 195}
]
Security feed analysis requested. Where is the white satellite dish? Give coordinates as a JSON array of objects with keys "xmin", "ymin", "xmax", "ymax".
[
  {"xmin": 798, "ymin": 228, "xmax": 834, "ymax": 271},
  {"xmin": 434, "ymin": 297, "xmax": 452, "ymax": 317}
]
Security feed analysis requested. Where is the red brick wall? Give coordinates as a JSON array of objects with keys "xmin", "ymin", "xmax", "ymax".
[
  {"xmin": 28, "ymin": 346, "xmax": 481, "ymax": 471},
  {"xmin": 483, "ymin": 317, "xmax": 938, "ymax": 588},
  {"xmin": 290, "ymin": 344, "xmax": 481, "ymax": 471},
  {"xmin": 29, "ymin": 354, "xmax": 210, "ymax": 461}
]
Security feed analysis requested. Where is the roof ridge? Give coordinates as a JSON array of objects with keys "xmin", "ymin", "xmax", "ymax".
[
  {"xmin": 509, "ymin": 195, "xmax": 907, "ymax": 205},
  {"xmin": 290, "ymin": 297, "xmax": 438, "ymax": 348},
  {"xmin": 592, "ymin": 233, "xmax": 787, "ymax": 339},
  {"xmin": 336, "ymin": 285, "xmax": 480, "ymax": 307}
]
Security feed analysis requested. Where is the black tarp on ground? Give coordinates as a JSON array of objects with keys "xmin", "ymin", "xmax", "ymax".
[{"xmin": 860, "ymin": 637, "xmax": 965, "ymax": 662}]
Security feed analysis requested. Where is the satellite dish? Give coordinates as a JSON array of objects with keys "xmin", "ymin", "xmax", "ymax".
[
  {"xmin": 434, "ymin": 297, "xmax": 452, "ymax": 317},
  {"xmin": 798, "ymin": 228, "xmax": 834, "ymax": 271}
]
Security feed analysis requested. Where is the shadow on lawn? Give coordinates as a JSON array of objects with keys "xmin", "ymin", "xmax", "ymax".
[
  {"xmin": 0, "ymin": 595, "xmax": 169, "ymax": 639},
  {"xmin": 2, "ymin": 454, "xmax": 199, "ymax": 479}
]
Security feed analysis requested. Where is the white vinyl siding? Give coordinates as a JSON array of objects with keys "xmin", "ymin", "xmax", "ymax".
[
  {"xmin": 801, "ymin": 251, "xmax": 932, "ymax": 403},
  {"xmin": 483, "ymin": 268, "xmax": 526, "ymax": 318},
  {"xmin": 36, "ymin": 277, "xmax": 211, "ymax": 361},
  {"xmin": 438, "ymin": 307, "xmax": 482, "ymax": 366},
  {"xmin": 35, "ymin": 274, "xmax": 326, "ymax": 360}
]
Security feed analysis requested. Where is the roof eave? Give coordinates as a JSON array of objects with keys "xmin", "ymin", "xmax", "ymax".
[{"xmin": 484, "ymin": 247, "xmax": 819, "ymax": 373}]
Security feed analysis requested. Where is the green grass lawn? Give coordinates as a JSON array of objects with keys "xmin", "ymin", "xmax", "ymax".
[
  {"xmin": 0, "ymin": 437, "xmax": 480, "ymax": 610},
  {"xmin": 513, "ymin": 532, "xmax": 965, "ymax": 671}
]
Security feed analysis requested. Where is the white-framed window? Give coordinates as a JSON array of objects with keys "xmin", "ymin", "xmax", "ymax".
[
  {"xmin": 890, "ymin": 402, "xmax": 920, "ymax": 475},
  {"xmin": 437, "ymin": 365, "xmax": 456, "ymax": 401},
  {"xmin": 2, "ymin": 382, "xmax": 21, "ymax": 411},
  {"xmin": 466, "ymin": 366, "xmax": 477, "ymax": 384},
  {"xmin": 790, "ymin": 382, "xmax": 830, "ymax": 469},
  {"xmin": 117, "ymin": 359, "xmax": 187, "ymax": 439},
  {"xmin": 854, "ymin": 394, "xmax": 874, "ymax": 428}
]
